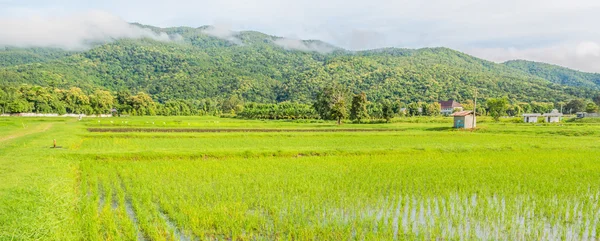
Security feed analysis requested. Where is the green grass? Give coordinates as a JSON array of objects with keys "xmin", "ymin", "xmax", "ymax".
[{"xmin": 1, "ymin": 116, "xmax": 600, "ymax": 240}]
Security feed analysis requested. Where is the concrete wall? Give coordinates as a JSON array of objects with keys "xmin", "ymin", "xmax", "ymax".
[
  {"xmin": 523, "ymin": 116, "xmax": 538, "ymax": 123},
  {"xmin": 441, "ymin": 107, "xmax": 463, "ymax": 115},
  {"xmin": 454, "ymin": 115, "xmax": 476, "ymax": 129},
  {"xmin": 546, "ymin": 116, "xmax": 560, "ymax": 123}
]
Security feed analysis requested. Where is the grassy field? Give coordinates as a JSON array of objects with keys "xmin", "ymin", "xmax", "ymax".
[{"xmin": 1, "ymin": 116, "xmax": 600, "ymax": 240}]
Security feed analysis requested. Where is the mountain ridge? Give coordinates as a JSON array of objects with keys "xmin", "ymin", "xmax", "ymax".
[{"xmin": 0, "ymin": 24, "xmax": 598, "ymax": 105}]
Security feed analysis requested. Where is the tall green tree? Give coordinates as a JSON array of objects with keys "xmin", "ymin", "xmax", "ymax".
[
  {"xmin": 424, "ymin": 102, "xmax": 441, "ymax": 116},
  {"xmin": 350, "ymin": 92, "xmax": 369, "ymax": 123},
  {"xmin": 407, "ymin": 102, "xmax": 421, "ymax": 117},
  {"xmin": 381, "ymin": 101, "xmax": 394, "ymax": 122},
  {"xmin": 487, "ymin": 98, "xmax": 509, "ymax": 121},
  {"xmin": 130, "ymin": 92, "xmax": 157, "ymax": 116},
  {"xmin": 314, "ymin": 84, "xmax": 349, "ymax": 123},
  {"xmin": 90, "ymin": 90, "xmax": 115, "ymax": 114},
  {"xmin": 565, "ymin": 99, "xmax": 586, "ymax": 114},
  {"xmin": 585, "ymin": 102, "xmax": 598, "ymax": 113},
  {"xmin": 331, "ymin": 95, "xmax": 347, "ymax": 125},
  {"xmin": 221, "ymin": 95, "xmax": 245, "ymax": 114},
  {"xmin": 593, "ymin": 95, "xmax": 600, "ymax": 107},
  {"xmin": 63, "ymin": 87, "xmax": 91, "ymax": 114}
]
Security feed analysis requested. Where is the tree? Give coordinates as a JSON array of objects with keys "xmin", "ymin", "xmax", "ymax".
[
  {"xmin": 350, "ymin": 92, "xmax": 369, "ymax": 123},
  {"xmin": 424, "ymin": 102, "xmax": 441, "ymax": 116},
  {"xmin": 462, "ymin": 100, "xmax": 474, "ymax": 111},
  {"xmin": 63, "ymin": 87, "xmax": 91, "ymax": 114},
  {"xmin": 130, "ymin": 92, "xmax": 157, "ymax": 116},
  {"xmin": 7, "ymin": 98, "xmax": 33, "ymax": 113},
  {"xmin": 331, "ymin": 95, "xmax": 347, "ymax": 125},
  {"xmin": 221, "ymin": 95, "xmax": 245, "ymax": 114},
  {"xmin": 593, "ymin": 95, "xmax": 600, "ymax": 107},
  {"xmin": 407, "ymin": 102, "xmax": 420, "ymax": 117},
  {"xmin": 0, "ymin": 88, "xmax": 7, "ymax": 114},
  {"xmin": 90, "ymin": 90, "xmax": 115, "ymax": 114},
  {"xmin": 487, "ymin": 98, "xmax": 509, "ymax": 121},
  {"xmin": 314, "ymin": 85, "xmax": 349, "ymax": 124},
  {"xmin": 506, "ymin": 104, "xmax": 523, "ymax": 116},
  {"xmin": 585, "ymin": 102, "xmax": 598, "ymax": 113},
  {"xmin": 381, "ymin": 100, "xmax": 394, "ymax": 122},
  {"xmin": 116, "ymin": 89, "xmax": 133, "ymax": 114},
  {"xmin": 565, "ymin": 99, "xmax": 586, "ymax": 114}
]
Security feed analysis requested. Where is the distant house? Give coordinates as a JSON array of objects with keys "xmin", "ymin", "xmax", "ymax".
[
  {"xmin": 543, "ymin": 109, "xmax": 563, "ymax": 123},
  {"xmin": 577, "ymin": 112, "xmax": 600, "ymax": 118},
  {"xmin": 439, "ymin": 100, "xmax": 463, "ymax": 115},
  {"xmin": 522, "ymin": 113, "xmax": 541, "ymax": 123},
  {"xmin": 452, "ymin": 111, "xmax": 476, "ymax": 129}
]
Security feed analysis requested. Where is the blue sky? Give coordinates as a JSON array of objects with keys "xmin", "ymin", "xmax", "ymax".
[{"xmin": 1, "ymin": 0, "xmax": 600, "ymax": 72}]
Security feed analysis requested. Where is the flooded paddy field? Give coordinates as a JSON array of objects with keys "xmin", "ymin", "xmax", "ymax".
[{"xmin": 1, "ymin": 116, "xmax": 600, "ymax": 240}]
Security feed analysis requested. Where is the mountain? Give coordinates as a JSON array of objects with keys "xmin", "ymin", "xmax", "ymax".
[
  {"xmin": 504, "ymin": 60, "xmax": 600, "ymax": 90},
  {"xmin": 0, "ymin": 47, "xmax": 75, "ymax": 67},
  {"xmin": 0, "ymin": 25, "xmax": 598, "ymax": 105}
]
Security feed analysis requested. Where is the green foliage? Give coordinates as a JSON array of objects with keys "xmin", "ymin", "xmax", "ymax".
[
  {"xmin": 238, "ymin": 102, "xmax": 317, "ymax": 119},
  {"xmin": 0, "ymin": 47, "xmax": 75, "ymax": 67},
  {"xmin": 585, "ymin": 102, "xmax": 598, "ymax": 113},
  {"xmin": 407, "ymin": 102, "xmax": 421, "ymax": 117},
  {"xmin": 330, "ymin": 95, "xmax": 348, "ymax": 125},
  {"xmin": 504, "ymin": 60, "xmax": 600, "ymax": 90},
  {"xmin": 593, "ymin": 95, "xmax": 600, "ymax": 106},
  {"xmin": 487, "ymin": 97, "xmax": 509, "ymax": 121},
  {"xmin": 89, "ymin": 90, "xmax": 114, "ymax": 115},
  {"xmin": 0, "ymin": 30, "xmax": 598, "ymax": 106},
  {"xmin": 423, "ymin": 102, "xmax": 441, "ymax": 116},
  {"xmin": 313, "ymin": 85, "xmax": 349, "ymax": 123},
  {"xmin": 350, "ymin": 92, "xmax": 369, "ymax": 123},
  {"xmin": 221, "ymin": 95, "xmax": 244, "ymax": 114},
  {"xmin": 381, "ymin": 100, "xmax": 394, "ymax": 122},
  {"xmin": 566, "ymin": 99, "xmax": 586, "ymax": 113}
]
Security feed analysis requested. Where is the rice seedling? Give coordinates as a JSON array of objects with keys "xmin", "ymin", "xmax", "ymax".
[{"xmin": 1, "ymin": 116, "xmax": 600, "ymax": 240}]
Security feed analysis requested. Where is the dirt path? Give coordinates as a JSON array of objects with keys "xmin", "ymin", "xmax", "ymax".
[{"xmin": 0, "ymin": 123, "xmax": 53, "ymax": 144}]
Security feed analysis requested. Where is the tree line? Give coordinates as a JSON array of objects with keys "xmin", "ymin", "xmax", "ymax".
[
  {"xmin": 311, "ymin": 85, "xmax": 600, "ymax": 124},
  {"xmin": 0, "ymin": 84, "xmax": 227, "ymax": 116},
  {"xmin": 2, "ymin": 84, "xmax": 599, "ymax": 122}
]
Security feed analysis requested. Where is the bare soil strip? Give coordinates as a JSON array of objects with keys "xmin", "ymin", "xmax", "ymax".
[{"xmin": 88, "ymin": 128, "xmax": 405, "ymax": 133}]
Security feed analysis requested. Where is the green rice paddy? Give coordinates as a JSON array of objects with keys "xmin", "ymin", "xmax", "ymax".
[{"xmin": 1, "ymin": 116, "xmax": 600, "ymax": 240}]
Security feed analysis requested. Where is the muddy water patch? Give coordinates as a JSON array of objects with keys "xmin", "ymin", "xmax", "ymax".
[
  {"xmin": 157, "ymin": 206, "xmax": 195, "ymax": 241},
  {"xmin": 97, "ymin": 183, "xmax": 105, "ymax": 213},
  {"xmin": 117, "ymin": 174, "xmax": 147, "ymax": 241}
]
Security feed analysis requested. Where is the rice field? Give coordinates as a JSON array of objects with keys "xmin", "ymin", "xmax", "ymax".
[{"xmin": 1, "ymin": 116, "xmax": 600, "ymax": 240}]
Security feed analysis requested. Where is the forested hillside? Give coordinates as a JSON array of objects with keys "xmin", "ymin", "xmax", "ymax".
[
  {"xmin": 0, "ymin": 25, "xmax": 598, "ymax": 106},
  {"xmin": 0, "ymin": 47, "xmax": 75, "ymax": 67},
  {"xmin": 504, "ymin": 60, "xmax": 600, "ymax": 90}
]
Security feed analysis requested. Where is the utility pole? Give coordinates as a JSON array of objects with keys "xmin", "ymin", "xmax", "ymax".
[
  {"xmin": 473, "ymin": 88, "xmax": 477, "ymax": 129},
  {"xmin": 560, "ymin": 103, "xmax": 563, "ymax": 114}
]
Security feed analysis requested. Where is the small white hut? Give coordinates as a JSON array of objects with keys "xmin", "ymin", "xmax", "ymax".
[
  {"xmin": 543, "ymin": 109, "xmax": 562, "ymax": 123},
  {"xmin": 452, "ymin": 111, "xmax": 476, "ymax": 129},
  {"xmin": 522, "ymin": 113, "xmax": 541, "ymax": 123}
]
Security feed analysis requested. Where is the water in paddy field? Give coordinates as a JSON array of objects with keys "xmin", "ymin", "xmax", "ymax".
[{"xmin": 303, "ymin": 193, "xmax": 600, "ymax": 240}]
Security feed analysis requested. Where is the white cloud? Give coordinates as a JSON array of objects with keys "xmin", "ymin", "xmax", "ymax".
[
  {"xmin": 576, "ymin": 42, "xmax": 600, "ymax": 57},
  {"xmin": 0, "ymin": 11, "xmax": 177, "ymax": 50},
  {"xmin": 273, "ymin": 38, "xmax": 334, "ymax": 53},
  {"xmin": 200, "ymin": 23, "xmax": 242, "ymax": 44},
  {"xmin": 2, "ymin": 0, "xmax": 600, "ymax": 72},
  {"xmin": 465, "ymin": 41, "xmax": 600, "ymax": 73}
]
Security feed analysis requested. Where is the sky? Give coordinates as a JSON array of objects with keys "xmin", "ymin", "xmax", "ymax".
[{"xmin": 1, "ymin": 0, "xmax": 600, "ymax": 72}]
